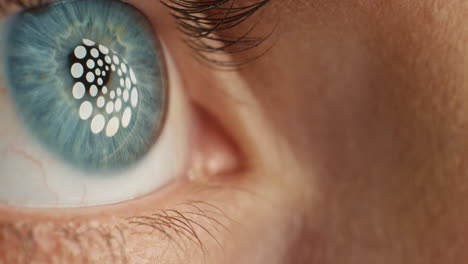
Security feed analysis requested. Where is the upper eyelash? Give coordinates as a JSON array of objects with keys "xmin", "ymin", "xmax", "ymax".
[{"xmin": 161, "ymin": 0, "xmax": 274, "ymax": 68}]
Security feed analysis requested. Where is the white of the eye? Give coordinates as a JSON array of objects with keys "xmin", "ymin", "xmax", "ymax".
[
  {"xmin": 71, "ymin": 63, "xmax": 84, "ymax": 78},
  {"xmin": 106, "ymin": 117, "xmax": 120, "ymax": 137},
  {"xmin": 72, "ymin": 82, "xmax": 85, "ymax": 99},
  {"xmin": 79, "ymin": 101, "xmax": 93, "ymax": 120},
  {"xmin": 90, "ymin": 114, "xmax": 105, "ymax": 134}
]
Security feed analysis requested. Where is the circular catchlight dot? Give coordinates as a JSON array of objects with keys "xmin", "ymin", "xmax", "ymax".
[
  {"xmin": 71, "ymin": 63, "xmax": 84, "ymax": 78},
  {"xmin": 123, "ymin": 90, "xmax": 129, "ymax": 102},
  {"xmin": 89, "ymin": 85, "xmax": 98, "ymax": 97},
  {"xmin": 83, "ymin": 38, "xmax": 96, "ymax": 46},
  {"xmin": 115, "ymin": 98, "xmax": 122, "ymax": 112},
  {"xmin": 125, "ymin": 77, "xmax": 131, "ymax": 89},
  {"xmin": 130, "ymin": 68, "xmax": 137, "ymax": 84},
  {"xmin": 106, "ymin": 117, "xmax": 120, "ymax": 137},
  {"xmin": 131, "ymin": 88, "xmax": 138, "ymax": 108},
  {"xmin": 72, "ymin": 82, "xmax": 85, "ymax": 99},
  {"xmin": 87, "ymin": 59, "xmax": 95, "ymax": 69},
  {"xmin": 97, "ymin": 96, "xmax": 105, "ymax": 108},
  {"xmin": 99, "ymin": 44, "xmax": 109, "ymax": 54},
  {"xmin": 106, "ymin": 101, "xmax": 114, "ymax": 114},
  {"xmin": 122, "ymin": 107, "xmax": 132, "ymax": 128},
  {"xmin": 86, "ymin": 72, "xmax": 95, "ymax": 83},
  {"xmin": 90, "ymin": 114, "xmax": 105, "ymax": 134},
  {"xmin": 74, "ymin": 45, "xmax": 87, "ymax": 59},
  {"xmin": 79, "ymin": 101, "xmax": 93, "ymax": 120},
  {"xmin": 91, "ymin": 48, "xmax": 99, "ymax": 58}
]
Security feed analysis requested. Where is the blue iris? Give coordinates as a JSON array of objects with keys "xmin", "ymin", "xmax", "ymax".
[{"xmin": 2, "ymin": 0, "xmax": 166, "ymax": 171}]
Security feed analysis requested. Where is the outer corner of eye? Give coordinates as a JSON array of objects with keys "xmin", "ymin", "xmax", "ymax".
[{"xmin": 0, "ymin": 0, "xmax": 242, "ymax": 209}]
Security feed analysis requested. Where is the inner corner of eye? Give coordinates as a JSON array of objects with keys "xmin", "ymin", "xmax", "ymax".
[{"xmin": 0, "ymin": 0, "xmax": 184, "ymax": 208}]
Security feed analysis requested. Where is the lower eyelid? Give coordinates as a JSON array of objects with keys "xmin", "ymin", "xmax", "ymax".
[{"xmin": 0, "ymin": 199, "xmax": 231, "ymax": 262}]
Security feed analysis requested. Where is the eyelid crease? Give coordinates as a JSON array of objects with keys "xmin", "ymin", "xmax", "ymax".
[{"xmin": 161, "ymin": 0, "xmax": 275, "ymax": 68}]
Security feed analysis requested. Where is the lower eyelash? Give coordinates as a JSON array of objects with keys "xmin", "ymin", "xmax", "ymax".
[
  {"xmin": 0, "ymin": 201, "xmax": 229, "ymax": 262},
  {"xmin": 161, "ymin": 0, "xmax": 274, "ymax": 68}
]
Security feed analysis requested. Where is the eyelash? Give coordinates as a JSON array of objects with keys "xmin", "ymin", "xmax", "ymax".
[{"xmin": 161, "ymin": 0, "xmax": 274, "ymax": 67}]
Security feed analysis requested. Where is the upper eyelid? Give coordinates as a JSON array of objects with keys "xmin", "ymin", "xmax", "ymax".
[
  {"xmin": 0, "ymin": 0, "xmax": 275, "ymax": 68},
  {"xmin": 162, "ymin": 0, "xmax": 275, "ymax": 68}
]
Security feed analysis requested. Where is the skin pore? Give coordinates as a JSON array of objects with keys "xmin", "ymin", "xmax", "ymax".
[{"xmin": 1, "ymin": 0, "xmax": 468, "ymax": 263}]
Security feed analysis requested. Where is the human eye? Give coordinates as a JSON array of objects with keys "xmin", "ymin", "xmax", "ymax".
[{"xmin": 0, "ymin": 0, "xmax": 242, "ymax": 208}]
